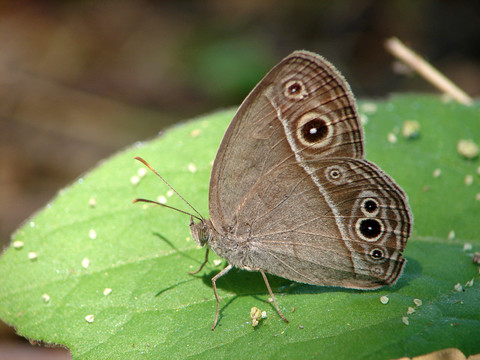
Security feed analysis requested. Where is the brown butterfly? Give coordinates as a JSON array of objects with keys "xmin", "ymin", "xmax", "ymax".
[{"xmin": 135, "ymin": 50, "xmax": 412, "ymax": 330}]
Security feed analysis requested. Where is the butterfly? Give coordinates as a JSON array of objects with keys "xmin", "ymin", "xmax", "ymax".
[{"xmin": 135, "ymin": 50, "xmax": 412, "ymax": 330}]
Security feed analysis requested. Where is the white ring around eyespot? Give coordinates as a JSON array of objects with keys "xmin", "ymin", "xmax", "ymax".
[
  {"xmin": 367, "ymin": 246, "xmax": 388, "ymax": 263},
  {"xmin": 325, "ymin": 165, "xmax": 347, "ymax": 185},
  {"xmin": 355, "ymin": 217, "xmax": 384, "ymax": 242},
  {"xmin": 295, "ymin": 111, "xmax": 333, "ymax": 149},
  {"xmin": 360, "ymin": 197, "xmax": 380, "ymax": 217},
  {"xmin": 283, "ymin": 79, "xmax": 308, "ymax": 100}
]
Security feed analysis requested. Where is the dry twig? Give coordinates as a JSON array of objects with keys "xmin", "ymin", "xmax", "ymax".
[{"xmin": 385, "ymin": 37, "xmax": 473, "ymax": 106}]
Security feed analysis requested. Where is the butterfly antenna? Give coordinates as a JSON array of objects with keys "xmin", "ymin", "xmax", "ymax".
[
  {"xmin": 133, "ymin": 198, "xmax": 202, "ymax": 221},
  {"xmin": 133, "ymin": 157, "xmax": 204, "ymax": 220}
]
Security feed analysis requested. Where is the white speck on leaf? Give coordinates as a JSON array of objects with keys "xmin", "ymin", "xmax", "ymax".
[
  {"xmin": 465, "ymin": 174, "xmax": 473, "ymax": 186},
  {"xmin": 13, "ymin": 241, "xmax": 24, "ymax": 249},
  {"xmin": 104, "ymin": 288, "xmax": 112, "ymax": 296},
  {"xmin": 387, "ymin": 133, "xmax": 397, "ymax": 144},
  {"xmin": 188, "ymin": 163, "xmax": 197, "ymax": 173},
  {"xmin": 137, "ymin": 167, "xmax": 147, "ymax": 178},
  {"xmin": 448, "ymin": 230, "xmax": 455, "ymax": 240},
  {"xmin": 157, "ymin": 195, "xmax": 167, "ymax": 204},
  {"xmin": 457, "ymin": 139, "xmax": 478, "ymax": 159},
  {"xmin": 130, "ymin": 175, "xmax": 140, "ymax": 185}
]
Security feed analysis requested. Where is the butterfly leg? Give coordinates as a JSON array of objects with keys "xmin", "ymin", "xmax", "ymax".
[
  {"xmin": 259, "ymin": 269, "xmax": 289, "ymax": 323},
  {"xmin": 211, "ymin": 264, "xmax": 233, "ymax": 330},
  {"xmin": 189, "ymin": 248, "xmax": 210, "ymax": 275}
]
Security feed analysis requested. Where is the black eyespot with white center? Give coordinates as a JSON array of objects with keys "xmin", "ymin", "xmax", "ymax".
[
  {"xmin": 360, "ymin": 219, "xmax": 381, "ymax": 238},
  {"xmin": 370, "ymin": 248, "xmax": 384, "ymax": 260},
  {"xmin": 330, "ymin": 169, "xmax": 341, "ymax": 179},
  {"xmin": 288, "ymin": 82, "xmax": 301, "ymax": 94},
  {"xmin": 325, "ymin": 165, "xmax": 345, "ymax": 183},
  {"xmin": 360, "ymin": 197, "xmax": 380, "ymax": 217},
  {"xmin": 283, "ymin": 79, "xmax": 308, "ymax": 100},
  {"xmin": 364, "ymin": 200, "xmax": 377, "ymax": 213},
  {"xmin": 301, "ymin": 118, "xmax": 328, "ymax": 143},
  {"xmin": 356, "ymin": 218, "xmax": 384, "ymax": 242}
]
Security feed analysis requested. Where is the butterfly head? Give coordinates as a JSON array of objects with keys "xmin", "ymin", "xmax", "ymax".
[{"xmin": 190, "ymin": 217, "xmax": 213, "ymax": 247}]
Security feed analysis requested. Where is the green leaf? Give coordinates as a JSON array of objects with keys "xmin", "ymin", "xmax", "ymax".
[{"xmin": 0, "ymin": 95, "xmax": 479, "ymax": 359}]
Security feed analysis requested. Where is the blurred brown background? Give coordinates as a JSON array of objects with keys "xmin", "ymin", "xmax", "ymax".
[{"xmin": 0, "ymin": 1, "xmax": 479, "ymax": 358}]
